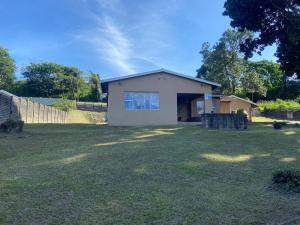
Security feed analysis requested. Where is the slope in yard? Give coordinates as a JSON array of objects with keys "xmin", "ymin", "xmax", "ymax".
[
  {"xmin": 0, "ymin": 124, "xmax": 300, "ymax": 225},
  {"xmin": 67, "ymin": 110, "xmax": 105, "ymax": 124}
]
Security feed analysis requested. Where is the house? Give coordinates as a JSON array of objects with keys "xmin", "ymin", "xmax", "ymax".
[
  {"xmin": 212, "ymin": 95, "xmax": 258, "ymax": 121},
  {"xmin": 101, "ymin": 69, "xmax": 221, "ymax": 126}
]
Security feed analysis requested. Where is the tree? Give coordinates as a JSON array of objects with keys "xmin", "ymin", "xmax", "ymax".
[
  {"xmin": 0, "ymin": 47, "xmax": 16, "ymax": 90},
  {"xmin": 197, "ymin": 29, "xmax": 253, "ymax": 94},
  {"xmin": 89, "ymin": 72, "xmax": 102, "ymax": 102},
  {"xmin": 22, "ymin": 63, "xmax": 58, "ymax": 97},
  {"xmin": 246, "ymin": 60, "xmax": 285, "ymax": 100},
  {"xmin": 240, "ymin": 66, "xmax": 267, "ymax": 101},
  {"xmin": 22, "ymin": 63, "xmax": 88, "ymax": 99},
  {"xmin": 224, "ymin": 0, "xmax": 300, "ymax": 79},
  {"xmin": 11, "ymin": 80, "xmax": 30, "ymax": 96},
  {"xmin": 58, "ymin": 66, "xmax": 85, "ymax": 100}
]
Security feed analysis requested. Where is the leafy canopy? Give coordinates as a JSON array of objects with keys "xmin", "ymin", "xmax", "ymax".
[
  {"xmin": 197, "ymin": 29, "xmax": 266, "ymax": 97},
  {"xmin": 22, "ymin": 63, "xmax": 89, "ymax": 99},
  {"xmin": 0, "ymin": 47, "xmax": 16, "ymax": 90},
  {"xmin": 89, "ymin": 72, "xmax": 102, "ymax": 102},
  {"xmin": 224, "ymin": 0, "xmax": 300, "ymax": 78}
]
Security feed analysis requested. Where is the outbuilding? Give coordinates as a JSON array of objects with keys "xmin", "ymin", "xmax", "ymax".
[{"xmin": 213, "ymin": 95, "xmax": 258, "ymax": 121}]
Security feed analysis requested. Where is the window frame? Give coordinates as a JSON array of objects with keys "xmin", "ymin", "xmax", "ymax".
[
  {"xmin": 124, "ymin": 92, "xmax": 160, "ymax": 111},
  {"xmin": 196, "ymin": 100, "xmax": 205, "ymax": 114}
]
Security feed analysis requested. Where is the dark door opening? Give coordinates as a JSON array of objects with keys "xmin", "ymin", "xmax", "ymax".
[{"xmin": 177, "ymin": 93, "xmax": 204, "ymax": 122}]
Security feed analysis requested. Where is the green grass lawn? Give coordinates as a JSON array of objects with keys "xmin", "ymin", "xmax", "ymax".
[
  {"xmin": 1, "ymin": 124, "xmax": 300, "ymax": 225},
  {"xmin": 68, "ymin": 110, "xmax": 105, "ymax": 124}
]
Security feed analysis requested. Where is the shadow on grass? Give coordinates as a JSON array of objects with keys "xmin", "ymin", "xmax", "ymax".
[{"xmin": 1, "ymin": 123, "xmax": 300, "ymax": 225}]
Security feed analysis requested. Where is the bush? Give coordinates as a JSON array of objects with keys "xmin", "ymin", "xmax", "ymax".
[
  {"xmin": 236, "ymin": 108, "xmax": 245, "ymax": 114},
  {"xmin": 272, "ymin": 170, "xmax": 300, "ymax": 192},
  {"xmin": 0, "ymin": 118, "xmax": 24, "ymax": 133},
  {"xmin": 273, "ymin": 121, "xmax": 282, "ymax": 129},
  {"xmin": 52, "ymin": 99, "xmax": 76, "ymax": 111},
  {"xmin": 258, "ymin": 99, "xmax": 300, "ymax": 111}
]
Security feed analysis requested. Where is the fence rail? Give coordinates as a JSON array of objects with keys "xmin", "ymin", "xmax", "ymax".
[
  {"xmin": 76, "ymin": 102, "xmax": 107, "ymax": 112},
  {"xmin": 262, "ymin": 109, "xmax": 300, "ymax": 120},
  {"xmin": 0, "ymin": 92, "xmax": 68, "ymax": 124}
]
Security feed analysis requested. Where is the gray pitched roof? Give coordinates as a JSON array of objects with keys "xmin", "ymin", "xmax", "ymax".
[{"xmin": 101, "ymin": 68, "xmax": 221, "ymax": 88}]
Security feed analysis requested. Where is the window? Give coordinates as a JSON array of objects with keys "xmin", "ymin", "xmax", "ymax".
[
  {"xmin": 124, "ymin": 92, "xmax": 160, "ymax": 110},
  {"xmin": 196, "ymin": 100, "xmax": 204, "ymax": 114},
  {"xmin": 212, "ymin": 103, "xmax": 217, "ymax": 113}
]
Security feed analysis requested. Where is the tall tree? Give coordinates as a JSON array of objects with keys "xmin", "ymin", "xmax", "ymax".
[
  {"xmin": 224, "ymin": 0, "xmax": 300, "ymax": 79},
  {"xmin": 246, "ymin": 61, "xmax": 284, "ymax": 90},
  {"xmin": 240, "ymin": 66, "xmax": 267, "ymax": 101},
  {"xmin": 89, "ymin": 72, "xmax": 102, "ymax": 102},
  {"xmin": 22, "ymin": 63, "xmax": 88, "ymax": 99},
  {"xmin": 246, "ymin": 60, "xmax": 285, "ymax": 99},
  {"xmin": 0, "ymin": 47, "xmax": 16, "ymax": 90},
  {"xmin": 197, "ymin": 29, "xmax": 253, "ymax": 94},
  {"xmin": 22, "ymin": 63, "xmax": 60, "ymax": 97}
]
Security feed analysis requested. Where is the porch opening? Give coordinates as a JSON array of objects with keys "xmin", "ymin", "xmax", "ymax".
[{"xmin": 177, "ymin": 93, "xmax": 205, "ymax": 122}]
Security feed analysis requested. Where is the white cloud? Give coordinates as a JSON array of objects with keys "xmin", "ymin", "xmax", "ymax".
[
  {"xmin": 75, "ymin": 0, "xmax": 183, "ymax": 75},
  {"xmin": 75, "ymin": 15, "xmax": 137, "ymax": 74}
]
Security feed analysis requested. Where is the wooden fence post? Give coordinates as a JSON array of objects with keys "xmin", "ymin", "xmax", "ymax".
[
  {"xmin": 9, "ymin": 96, "xmax": 13, "ymax": 119},
  {"xmin": 32, "ymin": 102, "xmax": 35, "ymax": 123},
  {"xmin": 46, "ymin": 106, "xmax": 49, "ymax": 123},
  {"xmin": 18, "ymin": 97, "xmax": 21, "ymax": 119},
  {"xmin": 50, "ymin": 107, "xmax": 52, "ymax": 123},
  {"xmin": 26, "ymin": 99, "xmax": 28, "ymax": 123},
  {"xmin": 37, "ymin": 103, "xmax": 40, "ymax": 123},
  {"xmin": 42, "ymin": 105, "xmax": 45, "ymax": 123}
]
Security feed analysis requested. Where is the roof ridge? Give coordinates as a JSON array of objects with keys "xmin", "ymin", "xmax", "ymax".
[
  {"xmin": 101, "ymin": 69, "xmax": 221, "ymax": 87},
  {"xmin": 226, "ymin": 95, "xmax": 258, "ymax": 106}
]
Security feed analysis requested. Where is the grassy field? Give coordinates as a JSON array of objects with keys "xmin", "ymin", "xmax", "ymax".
[
  {"xmin": 1, "ymin": 124, "xmax": 300, "ymax": 225},
  {"xmin": 67, "ymin": 110, "xmax": 105, "ymax": 124},
  {"xmin": 252, "ymin": 116, "xmax": 287, "ymax": 123}
]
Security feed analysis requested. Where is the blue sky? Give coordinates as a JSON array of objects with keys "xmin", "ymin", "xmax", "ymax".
[{"xmin": 0, "ymin": 0, "xmax": 277, "ymax": 80}]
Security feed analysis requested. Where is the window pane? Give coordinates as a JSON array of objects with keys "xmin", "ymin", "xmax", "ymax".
[
  {"xmin": 150, "ymin": 93, "xmax": 159, "ymax": 110},
  {"xmin": 134, "ymin": 93, "xmax": 144, "ymax": 109},
  {"xmin": 212, "ymin": 103, "xmax": 217, "ymax": 113},
  {"xmin": 196, "ymin": 101, "xmax": 204, "ymax": 114},
  {"xmin": 124, "ymin": 101, "xmax": 133, "ymax": 110},
  {"xmin": 124, "ymin": 92, "xmax": 159, "ymax": 110},
  {"xmin": 124, "ymin": 93, "xmax": 132, "ymax": 101},
  {"xmin": 144, "ymin": 94, "xmax": 151, "ymax": 110}
]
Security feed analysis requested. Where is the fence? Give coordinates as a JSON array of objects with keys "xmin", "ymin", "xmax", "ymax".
[
  {"xmin": 0, "ymin": 91, "xmax": 68, "ymax": 124},
  {"xmin": 202, "ymin": 113, "xmax": 248, "ymax": 129},
  {"xmin": 76, "ymin": 102, "xmax": 107, "ymax": 112},
  {"xmin": 262, "ymin": 109, "xmax": 300, "ymax": 120}
]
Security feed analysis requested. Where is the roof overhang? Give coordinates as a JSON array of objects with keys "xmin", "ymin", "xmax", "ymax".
[
  {"xmin": 101, "ymin": 69, "xmax": 221, "ymax": 90},
  {"xmin": 220, "ymin": 95, "xmax": 258, "ymax": 107}
]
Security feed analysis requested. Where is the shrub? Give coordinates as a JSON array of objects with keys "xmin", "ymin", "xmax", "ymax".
[
  {"xmin": 273, "ymin": 121, "xmax": 287, "ymax": 129},
  {"xmin": 273, "ymin": 121, "xmax": 283, "ymax": 129},
  {"xmin": 258, "ymin": 99, "xmax": 300, "ymax": 111},
  {"xmin": 236, "ymin": 108, "xmax": 245, "ymax": 114},
  {"xmin": 272, "ymin": 170, "xmax": 300, "ymax": 192},
  {"xmin": 0, "ymin": 118, "xmax": 24, "ymax": 133},
  {"xmin": 52, "ymin": 99, "xmax": 76, "ymax": 111}
]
